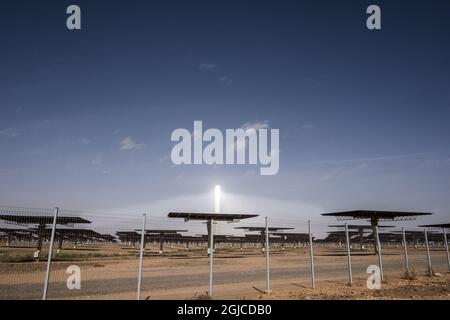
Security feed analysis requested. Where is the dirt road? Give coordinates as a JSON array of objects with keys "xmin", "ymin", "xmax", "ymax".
[{"xmin": 0, "ymin": 247, "xmax": 448, "ymax": 299}]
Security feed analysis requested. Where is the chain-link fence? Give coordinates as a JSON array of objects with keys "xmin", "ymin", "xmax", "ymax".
[{"xmin": 0, "ymin": 206, "xmax": 449, "ymax": 300}]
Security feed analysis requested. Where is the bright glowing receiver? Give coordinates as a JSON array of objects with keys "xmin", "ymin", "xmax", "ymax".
[{"xmin": 214, "ymin": 185, "xmax": 221, "ymax": 213}]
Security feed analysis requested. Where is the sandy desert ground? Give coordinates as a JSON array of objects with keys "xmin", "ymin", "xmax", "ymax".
[{"xmin": 0, "ymin": 244, "xmax": 449, "ymax": 300}]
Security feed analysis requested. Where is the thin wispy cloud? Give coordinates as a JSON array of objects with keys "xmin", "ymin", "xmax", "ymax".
[
  {"xmin": 241, "ymin": 120, "xmax": 270, "ymax": 131},
  {"xmin": 318, "ymin": 152, "xmax": 439, "ymax": 165},
  {"xmin": 224, "ymin": 120, "xmax": 272, "ymax": 153},
  {"xmin": 301, "ymin": 124, "xmax": 314, "ymax": 129},
  {"xmin": 119, "ymin": 137, "xmax": 145, "ymax": 151},
  {"xmin": 217, "ymin": 76, "xmax": 232, "ymax": 85},
  {"xmin": 78, "ymin": 137, "xmax": 92, "ymax": 145},
  {"xmin": 320, "ymin": 163, "xmax": 369, "ymax": 182},
  {"xmin": 0, "ymin": 128, "xmax": 19, "ymax": 137},
  {"xmin": 91, "ymin": 155, "xmax": 103, "ymax": 166},
  {"xmin": 244, "ymin": 169, "xmax": 257, "ymax": 177},
  {"xmin": 199, "ymin": 62, "xmax": 217, "ymax": 71},
  {"xmin": 199, "ymin": 62, "xmax": 233, "ymax": 84},
  {"xmin": 159, "ymin": 153, "xmax": 170, "ymax": 163},
  {"xmin": 420, "ymin": 157, "xmax": 450, "ymax": 167}
]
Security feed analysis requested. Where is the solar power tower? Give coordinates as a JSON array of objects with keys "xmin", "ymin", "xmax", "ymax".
[
  {"xmin": 0, "ymin": 212, "xmax": 90, "ymax": 259},
  {"xmin": 329, "ymin": 224, "xmax": 395, "ymax": 250},
  {"xmin": 322, "ymin": 210, "xmax": 433, "ymax": 254},
  {"xmin": 168, "ymin": 212, "xmax": 258, "ymax": 296},
  {"xmin": 418, "ymin": 223, "xmax": 450, "ymax": 271},
  {"xmin": 234, "ymin": 226, "xmax": 294, "ymax": 251}
]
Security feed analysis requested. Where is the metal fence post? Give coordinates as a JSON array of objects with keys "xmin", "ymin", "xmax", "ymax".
[
  {"xmin": 402, "ymin": 227, "xmax": 410, "ymax": 272},
  {"xmin": 42, "ymin": 207, "xmax": 59, "ymax": 300},
  {"xmin": 308, "ymin": 220, "xmax": 316, "ymax": 289},
  {"xmin": 443, "ymin": 228, "xmax": 450, "ymax": 272},
  {"xmin": 208, "ymin": 218, "xmax": 214, "ymax": 296},
  {"xmin": 374, "ymin": 226, "xmax": 384, "ymax": 282},
  {"xmin": 264, "ymin": 217, "xmax": 270, "ymax": 293},
  {"xmin": 137, "ymin": 213, "xmax": 147, "ymax": 300},
  {"xmin": 345, "ymin": 223, "xmax": 353, "ymax": 286},
  {"xmin": 424, "ymin": 228, "xmax": 433, "ymax": 276}
]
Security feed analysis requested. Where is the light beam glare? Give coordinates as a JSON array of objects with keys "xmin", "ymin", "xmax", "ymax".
[{"xmin": 214, "ymin": 185, "xmax": 221, "ymax": 213}]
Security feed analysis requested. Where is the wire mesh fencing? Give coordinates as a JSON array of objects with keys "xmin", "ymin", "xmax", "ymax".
[
  {"xmin": 0, "ymin": 207, "xmax": 145, "ymax": 299},
  {"xmin": 0, "ymin": 206, "xmax": 449, "ymax": 300},
  {"xmin": 45, "ymin": 212, "xmax": 143, "ymax": 300}
]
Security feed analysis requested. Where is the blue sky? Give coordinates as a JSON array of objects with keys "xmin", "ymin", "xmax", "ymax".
[{"xmin": 0, "ymin": 0, "xmax": 449, "ymax": 224}]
